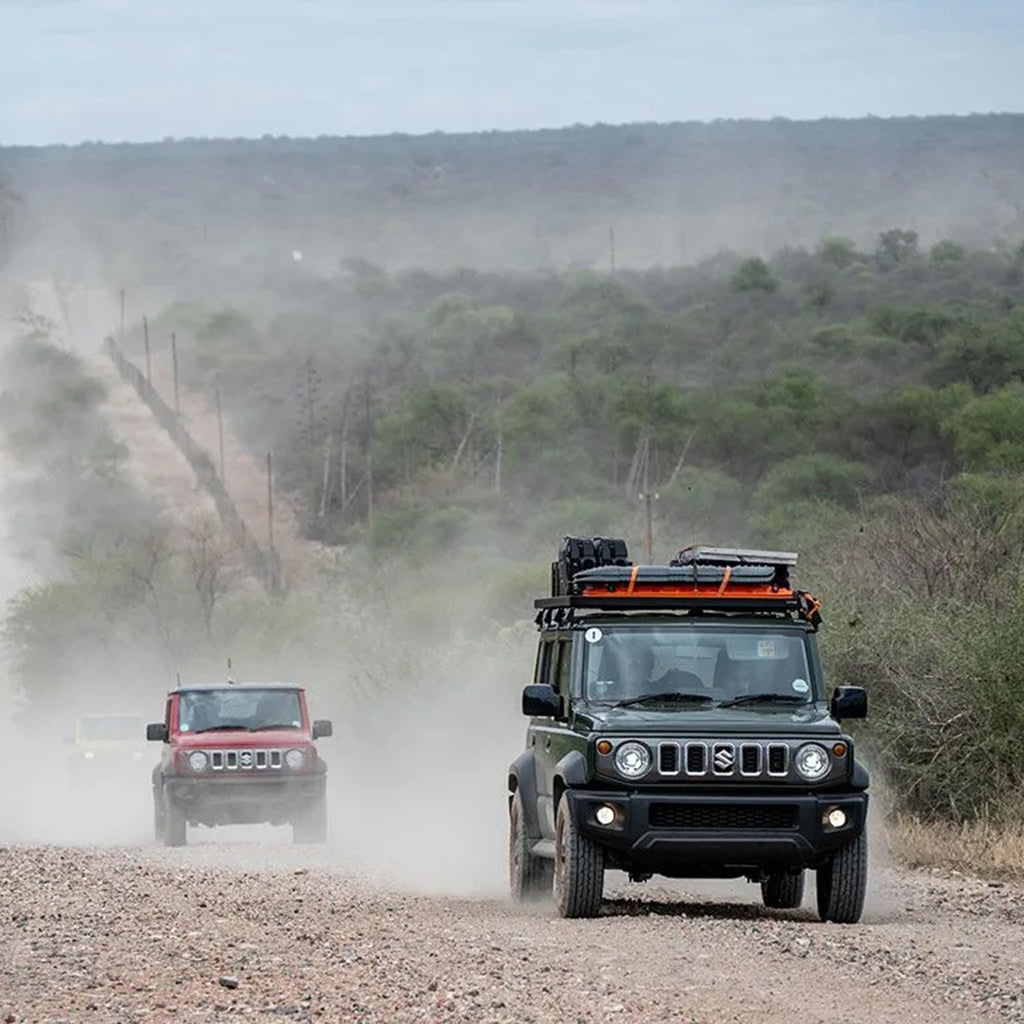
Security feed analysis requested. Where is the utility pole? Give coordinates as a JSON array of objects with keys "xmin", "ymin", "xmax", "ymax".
[
  {"xmin": 215, "ymin": 383, "xmax": 225, "ymax": 479},
  {"xmin": 266, "ymin": 451, "xmax": 275, "ymax": 554},
  {"xmin": 494, "ymin": 430, "xmax": 503, "ymax": 496},
  {"xmin": 171, "ymin": 332, "xmax": 180, "ymax": 415},
  {"xmin": 637, "ymin": 435, "xmax": 658, "ymax": 562},
  {"xmin": 143, "ymin": 315, "xmax": 152, "ymax": 387}
]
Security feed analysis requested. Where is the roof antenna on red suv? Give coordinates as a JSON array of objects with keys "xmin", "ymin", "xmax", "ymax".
[{"xmin": 226, "ymin": 656, "xmax": 235, "ymax": 685}]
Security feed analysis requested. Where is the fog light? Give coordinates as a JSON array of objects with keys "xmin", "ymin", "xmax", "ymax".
[
  {"xmin": 826, "ymin": 808, "xmax": 848, "ymax": 829},
  {"xmin": 595, "ymin": 805, "xmax": 616, "ymax": 826}
]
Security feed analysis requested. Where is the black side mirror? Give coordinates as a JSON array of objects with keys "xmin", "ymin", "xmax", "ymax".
[
  {"xmin": 522, "ymin": 684, "xmax": 562, "ymax": 718},
  {"xmin": 146, "ymin": 722, "xmax": 168, "ymax": 742},
  {"xmin": 830, "ymin": 686, "xmax": 867, "ymax": 721},
  {"xmin": 312, "ymin": 719, "xmax": 333, "ymax": 739}
]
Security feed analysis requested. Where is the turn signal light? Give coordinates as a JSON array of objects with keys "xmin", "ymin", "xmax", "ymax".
[
  {"xmin": 832, "ymin": 742, "xmax": 847, "ymax": 757},
  {"xmin": 596, "ymin": 739, "xmax": 613, "ymax": 755}
]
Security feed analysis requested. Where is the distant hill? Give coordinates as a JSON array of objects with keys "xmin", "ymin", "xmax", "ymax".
[{"xmin": 2, "ymin": 113, "xmax": 1024, "ymax": 284}]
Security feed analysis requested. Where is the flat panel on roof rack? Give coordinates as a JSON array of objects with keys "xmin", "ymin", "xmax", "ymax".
[{"xmin": 672, "ymin": 546, "xmax": 798, "ymax": 567}]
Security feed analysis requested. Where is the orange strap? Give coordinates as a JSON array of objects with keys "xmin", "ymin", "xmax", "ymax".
[
  {"xmin": 716, "ymin": 565, "xmax": 732, "ymax": 596},
  {"xmin": 626, "ymin": 564, "xmax": 640, "ymax": 595}
]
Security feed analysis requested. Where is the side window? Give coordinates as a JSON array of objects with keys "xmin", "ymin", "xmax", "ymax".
[
  {"xmin": 554, "ymin": 640, "xmax": 572, "ymax": 695},
  {"xmin": 534, "ymin": 641, "xmax": 552, "ymax": 686}
]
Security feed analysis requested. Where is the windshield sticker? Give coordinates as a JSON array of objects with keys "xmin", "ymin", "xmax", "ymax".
[
  {"xmin": 757, "ymin": 640, "xmax": 777, "ymax": 658},
  {"xmin": 584, "ymin": 627, "xmax": 603, "ymax": 644},
  {"xmin": 792, "ymin": 678, "xmax": 810, "ymax": 694}
]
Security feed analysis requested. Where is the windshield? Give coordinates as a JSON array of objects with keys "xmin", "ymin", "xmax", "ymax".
[
  {"xmin": 178, "ymin": 689, "xmax": 303, "ymax": 733},
  {"xmin": 77, "ymin": 715, "xmax": 145, "ymax": 741},
  {"xmin": 580, "ymin": 625, "xmax": 814, "ymax": 706}
]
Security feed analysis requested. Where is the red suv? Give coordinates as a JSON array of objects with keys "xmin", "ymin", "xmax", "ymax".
[{"xmin": 147, "ymin": 682, "xmax": 332, "ymax": 846}]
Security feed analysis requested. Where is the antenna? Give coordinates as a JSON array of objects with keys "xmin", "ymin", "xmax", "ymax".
[{"xmin": 227, "ymin": 656, "xmax": 235, "ymax": 685}]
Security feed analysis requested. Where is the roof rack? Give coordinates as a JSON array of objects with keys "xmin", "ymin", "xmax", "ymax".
[{"xmin": 537, "ymin": 538, "xmax": 821, "ymax": 629}]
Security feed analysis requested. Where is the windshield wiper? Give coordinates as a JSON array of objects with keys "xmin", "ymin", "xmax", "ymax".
[
  {"xmin": 717, "ymin": 693, "xmax": 810, "ymax": 708},
  {"xmin": 249, "ymin": 723, "xmax": 300, "ymax": 731},
  {"xmin": 614, "ymin": 692, "xmax": 715, "ymax": 708},
  {"xmin": 192, "ymin": 725, "xmax": 250, "ymax": 734}
]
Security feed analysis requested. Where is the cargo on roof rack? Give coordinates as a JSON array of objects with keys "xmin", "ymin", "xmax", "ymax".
[{"xmin": 539, "ymin": 537, "xmax": 821, "ymax": 628}]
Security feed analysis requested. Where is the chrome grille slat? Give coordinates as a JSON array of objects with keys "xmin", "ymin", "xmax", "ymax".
[
  {"xmin": 685, "ymin": 742, "xmax": 707, "ymax": 776},
  {"xmin": 658, "ymin": 742, "xmax": 680, "ymax": 776}
]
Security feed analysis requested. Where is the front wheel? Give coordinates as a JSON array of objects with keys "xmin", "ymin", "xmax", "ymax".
[
  {"xmin": 553, "ymin": 798, "xmax": 604, "ymax": 918},
  {"xmin": 816, "ymin": 830, "xmax": 867, "ymax": 923},
  {"xmin": 509, "ymin": 790, "xmax": 553, "ymax": 901},
  {"xmin": 292, "ymin": 796, "xmax": 328, "ymax": 844},
  {"xmin": 163, "ymin": 796, "xmax": 187, "ymax": 848},
  {"xmin": 761, "ymin": 870, "xmax": 805, "ymax": 909}
]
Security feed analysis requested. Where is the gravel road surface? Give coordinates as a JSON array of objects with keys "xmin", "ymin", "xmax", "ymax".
[{"xmin": 3, "ymin": 840, "xmax": 1023, "ymax": 1024}]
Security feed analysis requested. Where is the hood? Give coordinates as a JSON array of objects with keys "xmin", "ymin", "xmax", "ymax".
[
  {"xmin": 175, "ymin": 729, "xmax": 310, "ymax": 748},
  {"xmin": 573, "ymin": 702, "xmax": 841, "ymax": 737}
]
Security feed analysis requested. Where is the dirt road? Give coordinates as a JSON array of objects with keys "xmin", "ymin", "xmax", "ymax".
[{"xmin": 2, "ymin": 840, "xmax": 1023, "ymax": 1024}]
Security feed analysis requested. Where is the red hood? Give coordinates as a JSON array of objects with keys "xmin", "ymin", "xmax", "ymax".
[{"xmin": 175, "ymin": 729, "xmax": 312, "ymax": 747}]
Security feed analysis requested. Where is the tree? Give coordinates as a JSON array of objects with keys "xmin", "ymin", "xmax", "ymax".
[
  {"xmin": 875, "ymin": 228, "xmax": 919, "ymax": 270},
  {"xmin": 729, "ymin": 257, "xmax": 778, "ymax": 293},
  {"xmin": 815, "ymin": 235, "xmax": 858, "ymax": 269}
]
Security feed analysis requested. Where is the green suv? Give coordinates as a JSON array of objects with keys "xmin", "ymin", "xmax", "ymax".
[{"xmin": 507, "ymin": 538, "xmax": 869, "ymax": 922}]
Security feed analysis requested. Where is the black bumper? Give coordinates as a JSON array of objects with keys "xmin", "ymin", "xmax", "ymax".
[
  {"xmin": 164, "ymin": 773, "xmax": 325, "ymax": 826},
  {"xmin": 567, "ymin": 788, "xmax": 867, "ymax": 875}
]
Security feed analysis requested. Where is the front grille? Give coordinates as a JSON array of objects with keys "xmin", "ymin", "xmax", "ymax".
[
  {"xmin": 208, "ymin": 748, "xmax": 284, "ymax": 771},
  {"xmin": 650, "ymin": 739, "xmax": 798, "ymax": 780},
  {"xmin": 649, "ymin": 803, "xmax": 799, "ymax": 830}
]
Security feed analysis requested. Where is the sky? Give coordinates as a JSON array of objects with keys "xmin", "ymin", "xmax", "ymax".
[{"xmin": 1, "ymin": 0, "xmax": 1023, "ymax": 146}]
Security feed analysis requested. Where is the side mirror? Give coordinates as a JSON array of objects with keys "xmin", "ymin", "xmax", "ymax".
[
  {"xmin": 830, "ymin": 686, "xmax": 867, "ymax": 721},
  {"xmin": 312, "ymin": 719, "xmax": 333, "ymax": 739},
  {"xmin": 146, "ymin": 722, "xmax": 168, "ymax": 742},
  {"xmin": 522, "ymin": 684, "xmax": 562, "ymax": 718}
]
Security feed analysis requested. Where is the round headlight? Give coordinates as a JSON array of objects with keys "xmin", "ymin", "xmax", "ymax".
[
  {"xmin": 794, "ymin": 743, "xmax": 830, "ymax": 781},
  {"xmin": 285, "ymin": 748, "xmax": 306, "ymax": 770},
  {"xmin": 187, "ymin": 750, "xmax": 208, "ymax": 773},
  {"xmin": 614, "ymin": 741, "xmax": 651, "ymax": 779}
]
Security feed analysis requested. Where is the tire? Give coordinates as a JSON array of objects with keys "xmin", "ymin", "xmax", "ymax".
[
  {"xmin": 509, "ymin": 790, "xmax": 553, "ymax": 901},
  {"xmin": 816, "ymin": 829, "xmax": 867, "ymax": 923},
  {"xmin": 163, "ymin": 797, "xmax": 187, "ymax": 848},
  {"xmin": 553, "ymin": 798, "xmax": 604, "ymax": 919},
  {"xmin": 152, "ymin": 794, "xmax": 165, "ymax": 845},
  {"xmin": 292, "ymin": 796, "xmax": 328, "ymax": 844},
  {"xmin": 761, "ymin": 870, "xmax": 805, "ymax": 909}
]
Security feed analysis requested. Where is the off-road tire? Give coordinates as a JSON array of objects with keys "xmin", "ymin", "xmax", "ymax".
[
  {"xmin": 553, "ymin": 798, "xmax": 604, "ymax": 918},
  {"xmin": 816, "ymin": 829, "xmax": 867, "ymax": 923},
  {"xmin": 152, "ymin": 794, "xmax": 165, "ymax": 845},
  {"xmin": 509, "ymin": 790, "xmax": 553, "ymax": 901},
  {"xmin": 163, "ymin": 797, "xmax": 187, "ymax": 848},
  {"xmin": 292, "ymin": 796, "xmax": 328, "ymax": 844},
  {"xmin": 761, "ymin": 870, "xmax": 805, "ymax": 909}
]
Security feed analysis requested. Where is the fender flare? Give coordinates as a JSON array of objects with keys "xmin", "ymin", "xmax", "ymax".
[
  {"xmin": 852, "ymin": 759, "xmax": 870, "ymax": 791},
  {"xmin": 553, "ymin": 749, "xmax": 589, "ymax": 802},
  {"xmin": 508, "ymin": 751, "xmax": 542, "ymax": 840}
]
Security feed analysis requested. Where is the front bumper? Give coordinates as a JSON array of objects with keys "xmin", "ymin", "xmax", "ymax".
[
  {"xmin": 164, "ymin": 772, "xmax": 325, "ymax": 826},
  {"xmin": 567, "ymin": 788, "xmax": 867, "ymax": 875}
]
